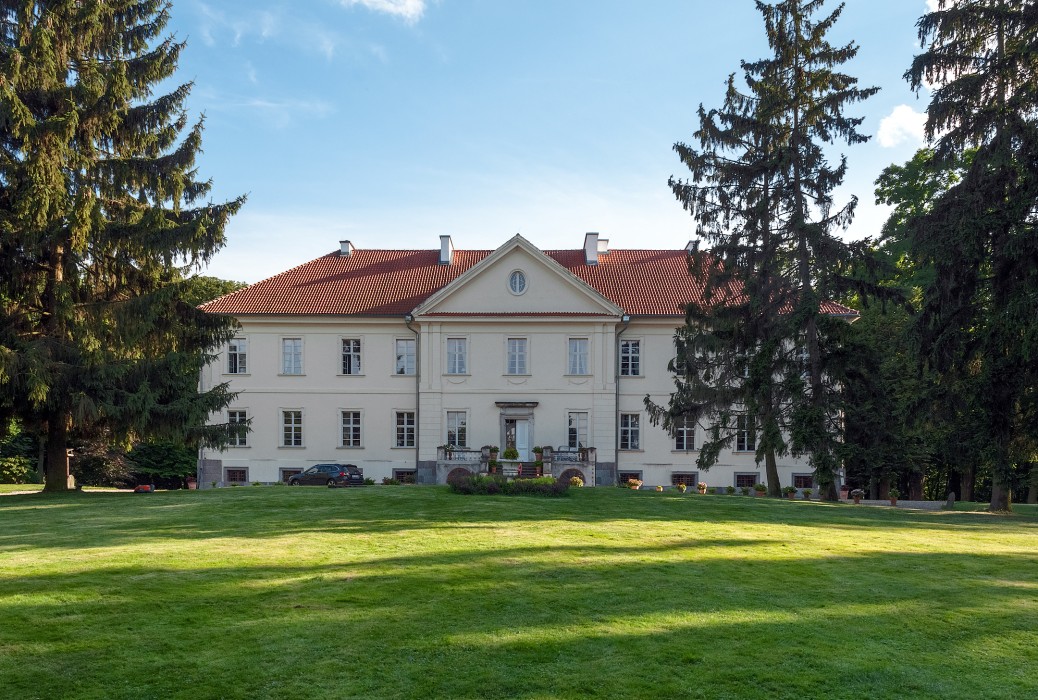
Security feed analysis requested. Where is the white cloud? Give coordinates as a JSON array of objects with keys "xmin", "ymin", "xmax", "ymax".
[
  {"xmin": 193, "ymin": 2, "xmax": 340, "ymax": 60},
  {"xmin": 877, "ymin": 105, "xmax": 928, "ymax": 148},
  {"xmin": 338, "ymin": 0, "xmax": 428, "ymax": 23}
]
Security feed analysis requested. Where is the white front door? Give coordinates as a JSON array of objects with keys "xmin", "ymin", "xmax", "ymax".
[{"xmin": 505, "ymin": 419, "xmax": 531, "ymax": 461}]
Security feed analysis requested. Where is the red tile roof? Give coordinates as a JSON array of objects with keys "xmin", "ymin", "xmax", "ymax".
[{"xmin": 200, "ymin": 247, "xmax": 857, "ymax": 318}]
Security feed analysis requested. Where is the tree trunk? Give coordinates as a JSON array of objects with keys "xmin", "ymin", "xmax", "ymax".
[
  {"xmin": 909, "ymin": 471, "xmax": 923, "ymax": 501},
  {"xmin": 43, "ymin": 412, "xmax": 73, "ymax": 492},
  {"xmin": 1026, "ymin": 463, "xmax": 1037, "ymax": 505},
  {"xmin": 765, "ymin": 448, "xmax": 780, "ymax": 497},
  {"xmin": 989, "ymin": 476, "xmax": 1011, "ymax": 512},
  {"xmin": 948, "ymin": 468, "xmax": 961, "ymax": 502},
  {"xmin": 962, "ymin": 465, "xmax": 975, "ymax": 502}
]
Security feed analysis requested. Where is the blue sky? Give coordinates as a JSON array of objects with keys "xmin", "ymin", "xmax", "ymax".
[{"xmin": 167, "ymin": 0, "xmax": 935, "ymax": 283}]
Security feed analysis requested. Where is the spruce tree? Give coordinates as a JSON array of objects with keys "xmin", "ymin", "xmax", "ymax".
[
  {"xmin": 905, "ymin": 0, "xmax": 1038, "ymax": 511},
  {"xmin": 0, "ymin": 1, "xmax": 245, "ymax": 491},
  {"xmin": 650, "ymin": 0, "xmax": 877, "ymax": 501}
]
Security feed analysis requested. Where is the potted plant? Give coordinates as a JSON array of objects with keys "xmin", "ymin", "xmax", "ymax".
[
  {"xmin": 888, "ymin": 487, "xmax": 900, "ymax": 506},
  {"xmin": 697, "ymin": 481, "xmax": 708, "ymax": 494},
  {"xmin": 440, "ymin": 443, "xmax": 455, "ymax": 459},
  {"xmin": 487, "ymin": 459, "xmax": 499, "ymax": 474},
  {"xmin": 502, "ymin": 447, "xmax": 519, "ymax": 461},
  {"xmin": 185, "ymin": 476, "xmax": 198, "ymax": 490},
  {"xmin": 655, "ymin": 485, "xmax": 664, "ymax": 492},
  {"xmin": 850, "ymin": 488, "xmax": 865, "ymax": 504},
  {"xmin": 676, "ymin": 483, "xmax": 687, "ymax": 494},
  {"xmin": 782, "ymin": 485, "xmax": 797, "ymax": 500},
  {"xmin": 802, "ymin": 488, "xmax": 812, "ymax": 500},
  {"xmin": 753, "ymin": 483, "xmax": 767, "ymax": 497},
  {"xmin": 627, "ymin": 478, "xmax": 643, "ymax": 490},
  {"xmin": 726, "ymin": 485, "xmax": 736, "ymax": 495},
  {"xmin": 740, "ymin": 486, "xmax": 750, "ymax": 496},
  {"xmin": 532, "ymin": 446, "xmax": 544, "ymax": 457}
]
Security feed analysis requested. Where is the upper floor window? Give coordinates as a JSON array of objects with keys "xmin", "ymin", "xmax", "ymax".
[
  {"xmin": 672, "ymin": 338, "xmax": 688, "ymax": 375},
  {"xmin": 395, "ymin": 338, "xmax": 416, "ymax": 375},
  {"xmin": 446, "ymin": 411, "xmax": 468, "ymax": 448},
  {"xmin": 568, "ymin": 411, "xmax": 588, "ymax": 449},
  {"xmin": 619, "ymin": 339, "xmax": 640, "ymax": 376},
  {"xmin": 736, "ymin": 414, "xmax": 756, "ymax": 452},
  {"xmin": 568, "ymin": 338, "xmax": 589, "ymax": 375},
  {"xmin": 227, "ymin": 338, "xmax": 247, "ymax": 374},
  {"xmin": 281, "ymin": 338, "xmax": 303, "ymax": 375},
  {"xmin": 447, "ymin": 338, "xmax": 467, "ymax": 374},
  {"xmin": 506, "ymin": 338, "xmax": 528, "ymax": 375},
  {"xmin": 341, "ymin": 338, "xmax": 362, "ymax": 375},
  {"xmin": 228, "ymin": 410, "xmax": 248, "ymax": 447},
  {"xmin": 674, "ymin": 416, "xmax": 695, "ymax": 451}
]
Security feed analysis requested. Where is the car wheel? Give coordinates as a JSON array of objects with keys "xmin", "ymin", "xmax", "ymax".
[
  {"xmin": 289, "ymin": 479, "xmax": 299, "ymax": 486},
  {"xmin": 327, "ymin": 479, "xmax": 336, "ymax": 486}
]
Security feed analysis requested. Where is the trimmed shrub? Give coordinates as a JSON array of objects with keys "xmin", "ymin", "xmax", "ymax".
[{"xmin": 448, "ymin": 473, "xmax": 569, "ymax": 497}]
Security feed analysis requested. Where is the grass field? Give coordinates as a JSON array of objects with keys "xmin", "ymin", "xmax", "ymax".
[{"xmin": 1, "ymin": 486, "xmax": 1035, "ymax": 699}]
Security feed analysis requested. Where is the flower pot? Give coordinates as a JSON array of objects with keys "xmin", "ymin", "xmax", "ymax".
[
  {"xmin": 786, "ymin": 493, "xmax": 796, "ymax": 500},
  {"xmin": 853, "ymin": 497, "xmax": 861, "ymax": 504},
  {"xmin": 698, "ymin": 488, "xmax": 707, "ymax": 495},
  {"xmin": 754, "ymin": 490, "xmax": 765, "ymax": 497},
  {"xmin": 890, "ymin": 498, "xmax": 898, "ymax": 506},
  {"xmin": 186, "ymin": 479, "xmax": 197, "ymax": 490}
]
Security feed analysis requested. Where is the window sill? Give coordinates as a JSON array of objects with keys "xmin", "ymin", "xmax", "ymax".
[
  {"xmin": 336, "ymin": 446, "xmax": 363, "ymax": 449},
  {"xmin": 391, "ymin": 445, "xmax": 416, "ymax": 449},
  {"xmin": 222, "ymin": 373, "xmax": 251, "ymax": 377},
  {"xmin": 278, "ymin": 446, "xmax": 306, "ymax": 449},
  {"xmin": 563, "ymin": 373, "xmax": 592, "ymax": 378},
  {"xmin": 444, "ymin": 373, "xmax": 471, "ymax": 377},
  {"xmin": 336, "ymin": 374, "xmax": 366, "ymax": 378},
  {"xmin": 278, "ymin": 373, "xmax": 306, "ymax": 377},
  {"xmin": 391, "ymin": 373, "xmax": 416, "ymax": 377},
  {"xmin": 227, "ymin": 445, "xmax": 250, "ymax": 449},
  {"xmin": 619, "ymin": 374, "xmax": 644, "ymax": 378},
  {"xmin": 671, "ymin": 449, "xmax": 698, "ymax": 454},
  {"xmin": 620, "ymin": 449, "xmax": 644, "ymax": 453}
]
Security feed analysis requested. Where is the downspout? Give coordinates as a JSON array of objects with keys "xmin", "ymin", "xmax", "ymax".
[
  {"xmin": 404, "ymin": 313, "xmax": 420, "ymax": 474},
  {"xmin": 614, "ymin": 313, "xmax": 631, "ymax": 485}
]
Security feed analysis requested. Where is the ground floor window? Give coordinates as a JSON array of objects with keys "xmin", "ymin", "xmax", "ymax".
[
  {"xmin": 395, "ymin": 411, "xmax": 415, "ymax": 447},
  {"xmin": 279, "ymin": 468, "xmax": 302, "ymax": 483},
  {"xmin": 393, "ymin": 469, "xmax": 416, "ymax": 484},
  {"xmin": 619, "ymin": 413, "xmax": 640, "ymax": 450},
  {"xmin": 734, "ymin": 473, "xmax": 759, "ymax": 489},
  {"xmin": 793, "ymin": 473, "xmax": 814, "ymax": 489},
  {"xmin": 670, "ymin": 472, "xmax": 699, "ymax": 487},
  {"xmin": 225, "ymin": 467, "xmax": 249, "ymax": 484},
  {"xmin": 618, "ymin": 470, "xmax": 642, "ymax": 485}
]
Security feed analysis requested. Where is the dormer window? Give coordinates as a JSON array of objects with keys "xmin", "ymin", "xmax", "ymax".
[{"xmin": 508, "ymin": 270, "xmax": 527, "ymax": 295}]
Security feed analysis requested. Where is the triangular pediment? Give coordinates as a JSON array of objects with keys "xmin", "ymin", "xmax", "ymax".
[{"xmin": 412, "ymin": 235, "xmax": 623, "ymax": 318}]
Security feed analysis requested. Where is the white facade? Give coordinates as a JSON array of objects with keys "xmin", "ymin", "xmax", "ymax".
[{"xmin": 199, "ymin": 236, "xmax": 816, "ymax": 488}]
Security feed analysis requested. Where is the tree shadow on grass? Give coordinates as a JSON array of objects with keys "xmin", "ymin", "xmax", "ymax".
[
  {"xmin": 0, "ymin": 543, "xmax": 1035, "ymax": 699},
  {"xmin": 1, "ymin": 487, "xmax": 1034, "ymax": 555}
]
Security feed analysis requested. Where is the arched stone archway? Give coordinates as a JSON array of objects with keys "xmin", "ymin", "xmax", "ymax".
[
  {"xmin": 446, "ymin": 467, "xmax": 472, "ymax": 484},
  {"xmin": 560, "ymin": 468, "xmax": 586, "ymax": 485}
]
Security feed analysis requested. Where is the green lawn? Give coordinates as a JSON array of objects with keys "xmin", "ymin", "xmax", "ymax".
[{"xmin": 1, "ymin": 487, "xmax": 1035, "ymax": 699}]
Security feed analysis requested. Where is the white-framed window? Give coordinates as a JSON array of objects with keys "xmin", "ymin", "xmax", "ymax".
[
  {"xmin": 341, "ymin": 410, "xmax": 362, "ymax": 447},
  {"xmin": 446, "ymin": 337, "xmax": 467, "ymax": 374},
  {"xmin": 508, "ymin": 269, "xmax": 527, "ymax": 295},
  {"xmin": 395, "ymin": 338, "xmax": 416, "ymax": 375},
  {"xmin": 567, "ymin": 411, "xmax": 588, "ymax": 449},
  {"xmin": 446, "ymin": 411, "xmax": 467, "ymax": 447},
  {"xmin": 620, "ymin": 413, "xmax": 640, "ymax": 450},
  {"xmin": 673, "ymin": 338, "xmax": 687, "ymax": 375},
  {"xmin": 227, "ymin": 338, "xmax": 247, "ymax": 374},
  {"xmin": 568, "ymin": 338, "xmax": 589, "ymax": 375},
  {"xmin": 341, "ymin": 338, "xmax": 362, "ymax": 375},
  {"xmin": 619, "ymin": 339, "xmax": 641, "ymax": 376},
  {"xmin": 282, "ymin": 409, "xmax": 303, "ymax": 447},
  {"xmin": 228, "ymin": 410, "xmax": 248, "ymax": 447},
  {"xmin": 281, "ymin": 338, "xmax": 303, "ymax": 375},
  {"xmin": 674, "ymin": 416, "xmax": 695, "ymax": 451},
  {"xmin": 395, "ymin": 411, "xmax": 415, "ymax": 447},
  {"xmin": 506, "ymin": 337, "xmax": 528, "ymax": 375},
  {"xmin": 736, "ymin": 414, "xmax": 756, "ymax": 452}
]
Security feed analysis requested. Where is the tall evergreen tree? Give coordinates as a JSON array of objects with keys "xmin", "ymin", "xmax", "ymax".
[
  {"xmin": 650, "ymin": 0, "xmax": 877, "ymax": 500},
  {"xmin": 905, "ymin": 0, "xmax": 1038, "ymax": 511},
  {"xmin": 0, "ymin": 1, "xmax": 245, "ymax": 491}
]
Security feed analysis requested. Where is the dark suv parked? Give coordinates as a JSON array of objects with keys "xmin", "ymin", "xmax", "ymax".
[{"xmin": 287, "ymin": 464, "xmax": 365, "ymax": 487}]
